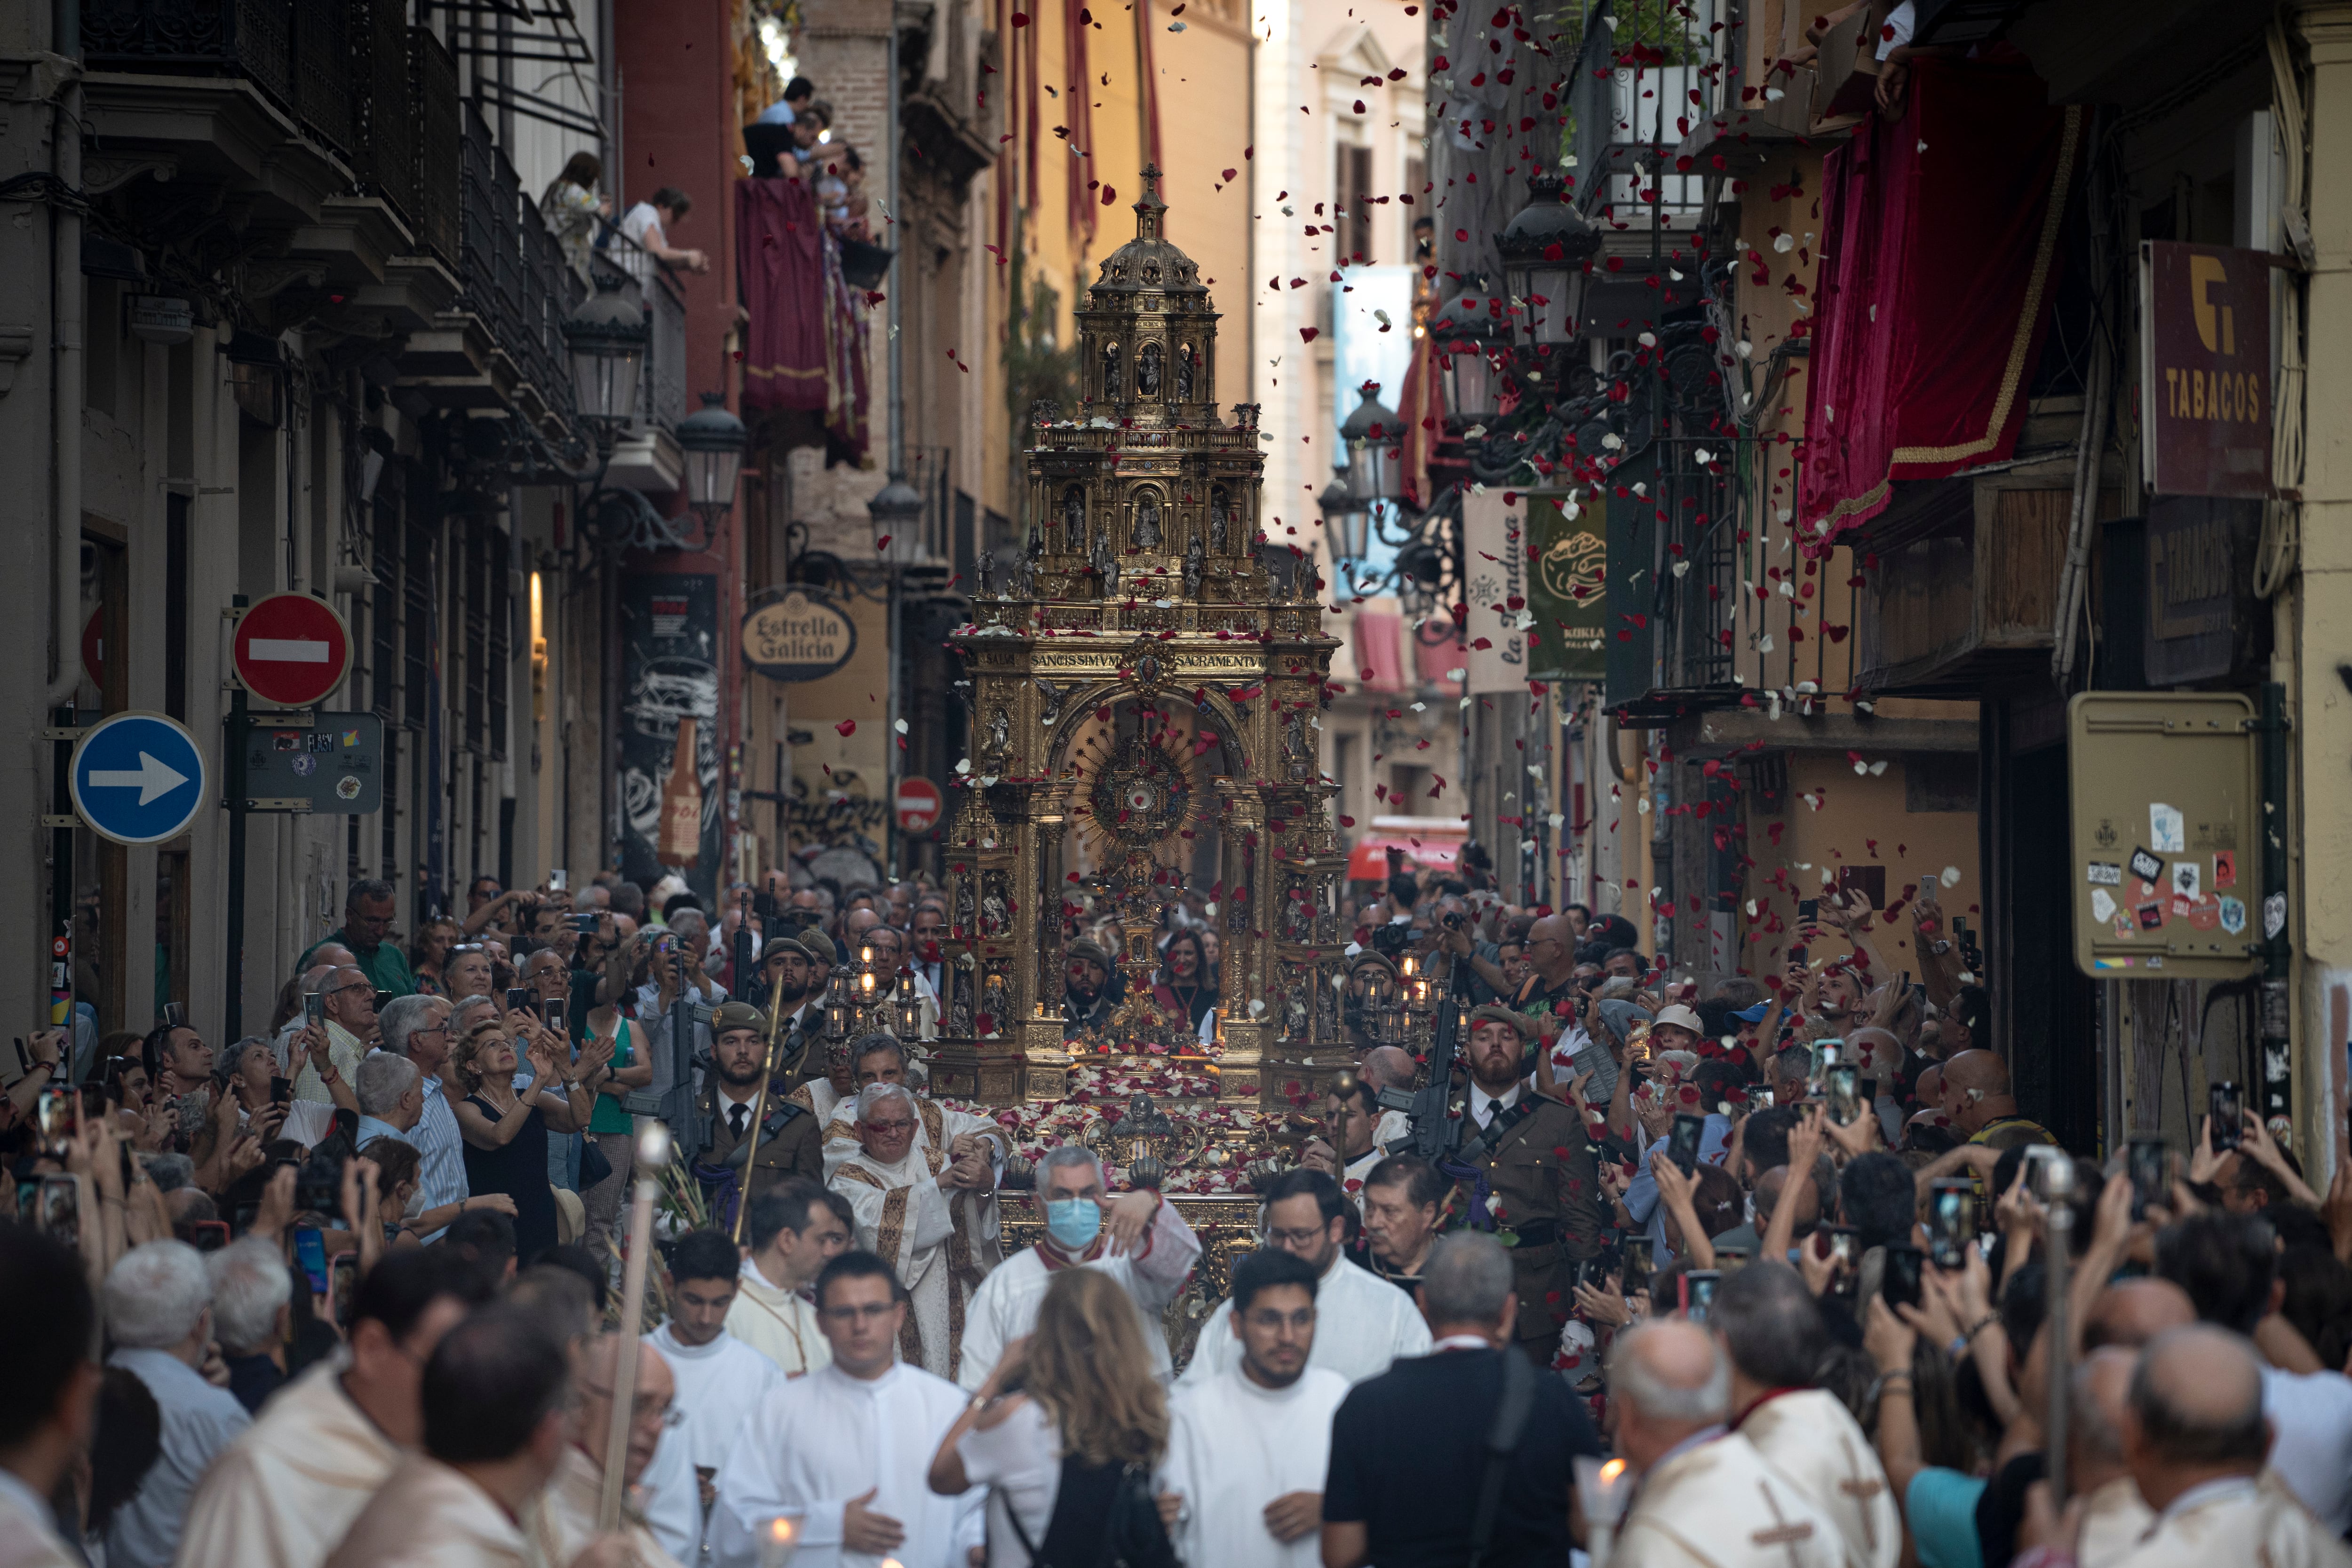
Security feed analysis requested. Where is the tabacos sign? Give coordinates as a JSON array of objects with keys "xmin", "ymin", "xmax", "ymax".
[
  {"xmin": 2138, "ymin": 241, "xmax": 2273, "ymax": 499},
  {"xmin": 741, "ymin": 588, "xmax": 857, "ymax": 681}
]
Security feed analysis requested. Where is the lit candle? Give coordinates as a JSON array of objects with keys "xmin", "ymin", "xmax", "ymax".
[{"xmin": 758, "ymin": 1515, "xmax": 802, "ymax": 1568}]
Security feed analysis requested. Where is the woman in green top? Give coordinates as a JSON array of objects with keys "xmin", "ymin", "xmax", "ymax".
[{"xmin": 581, "ymin": 1003, "xmax": 653, "ymax": 1258}]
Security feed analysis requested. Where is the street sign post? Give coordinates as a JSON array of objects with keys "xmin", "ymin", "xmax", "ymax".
[
  {"xmin": 240, "ymin": 713, "xmax": 385, "ymax": 813},
  {"xmin": 894, "ymin": 777, "xmax": 943, "ymax": 834},
  {"xmin": 68, "ymin": 712, "xmax": 208, "ymax": 845},
  {"xmin": 231, "ymin": 592, "xmax": 352, "ymax": 707}
]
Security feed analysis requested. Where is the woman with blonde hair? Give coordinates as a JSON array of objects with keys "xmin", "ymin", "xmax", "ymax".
[
  {"xmin": 451, "ymin": 1015, "xmax": 607, "ymax": 1264},
  {"xmin": 928, "ymin": 1268, "xmax": 1177, "ymax": 1568},
  {"xmin": 540, "ymin": 150, "xmax": 608, "ymax": 280}
]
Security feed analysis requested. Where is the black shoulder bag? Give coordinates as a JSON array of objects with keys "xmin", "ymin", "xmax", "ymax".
[
  {"xmin": 1003, "ymin": 1454, "xmax": 1177, "ymax": 1568},
  {"xmin": 1466, "ymin": 1348, "xmax": 1538, "ymax": 1568}
]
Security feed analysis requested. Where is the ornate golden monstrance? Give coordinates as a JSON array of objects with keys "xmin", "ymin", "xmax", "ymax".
[{"xmin": 925, "ymin": 170, "xmax": 1356, "ymax": 1350}]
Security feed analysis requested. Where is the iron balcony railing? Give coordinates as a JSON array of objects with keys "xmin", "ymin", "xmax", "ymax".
[
  {"xmin": 454, "ymin": 100, "xmax": 589, "ymax": 426},
  {"xmin": 1567, "ymin": 0, "xmax": 1719, "ymax": 229}
]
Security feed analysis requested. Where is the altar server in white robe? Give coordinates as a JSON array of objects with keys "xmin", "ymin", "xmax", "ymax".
[
  {"xmin": 1606, "ymin": 1322, "xmax": 1841, "ymax": 1568},
  {"xmin": 642, "ymin": 1231, "xmax": 789, "ymax": 1557},
  {"xmin": 177, "ymin": 1249, "xmax": 487, "ymax": 1568},
  {"xmin": 1714, "ymin": 1263, "xmax": 1901, "ymax": 1568},
  {"xmin": 1160, "ymin": 1250, "xmax": 1349, "ymax": 1568},
  {"xmin": 1178, "ymin": 1168, "xmax": 1427, "ymax": 1389},
  {"xmin": 2105, "ymin": 1325, "xmax": 2352, "ymax": 1568},
  {"xmin": 959, "ymin": 1147, "xmax": 1200, "ymax": 1392},
  {"xmin": 830, "ymin": 1082, "xmax": 1001, "ymax": 1381},
  {"xmin": 725, "ymin": 1180, "xmax": 851, "ymax": 1380},
  {"xmin": 710, "ymin": 1252, "xmax": 983, "ymax": 1568},
  {"xmin": 816, "ymin": 1035, "xmax": 1009, "ymax": 1185}
]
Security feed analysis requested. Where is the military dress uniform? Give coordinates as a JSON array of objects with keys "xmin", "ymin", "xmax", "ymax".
[
  {"xmin": 697, "ymin": 1071, "xmax": 821, "ymax": 1207},
  {"xmin": 1448, "ymin": 1006, "xmax": 1605, "ymax": 1365}
]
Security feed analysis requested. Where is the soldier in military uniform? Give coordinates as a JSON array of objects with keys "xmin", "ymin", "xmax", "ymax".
[
  {"xmin": 691, "ymin": 1001, "xmax": 821, "ymax": 1225},
  {"xmin": 1451, "ymin": 1004, "xmax": 1605, "ymax": 1366},
  {"xmin": 1059, "ymin": 937, "xmax": 1119, "ymax": 1039}
]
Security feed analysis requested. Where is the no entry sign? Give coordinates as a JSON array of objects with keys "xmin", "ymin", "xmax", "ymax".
[
  {"xmin": 894, "ymin": 777, "xmax": 944, "ymax": 834},
  {"xmin": 233, "ymin": 593, "xmax": 351, "ymax": 707}
]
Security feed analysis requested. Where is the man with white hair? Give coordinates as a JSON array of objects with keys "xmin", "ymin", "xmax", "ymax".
[
  {"xmin": 828, "ymin": 1082, "xmax": 1000, "ymax": 1380},
  {"xmin": 956, "ymin": 1144, "xmax": 1199, "ymax": 1392},
  {"xmin": 1606, "ymin": 1320, "xmax": 1840, "ymax": 1568},
  {"xmin": 103, "ymin": 1241, "xmax": 252, "ymax": 1568},
  {"xmin": 353, "ymin": 1053, "xmax": 424, "ymax": 1149},
  {"xmin": 817, "ymin": 1034, "xmax": 1006, "ymax": 1184},
  {"xmin": 207, "ymin": 1237, "xmax": 294, "ymax": 1415}
]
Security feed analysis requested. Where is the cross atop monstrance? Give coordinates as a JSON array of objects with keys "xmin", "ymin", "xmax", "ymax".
[{"xmin": 920, "ymin": 171, "xmax": 1352, "ymax": 1157}]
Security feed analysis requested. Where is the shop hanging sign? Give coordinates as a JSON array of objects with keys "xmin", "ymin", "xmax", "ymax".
[
  {"xmin": 741, "ymin": 588, "xmax": 858, "ymax": 681},
  {"xmin": 1525, "ymin": 489, "xmax": 1608, "ymax": 683},
  {"xmin": 1462, "ymin": 489, "xmax": 1526, "ymax": 695},
  {"xmin": 2138, "ymin": 240, "xmax": 2273, "ymax": 499}
]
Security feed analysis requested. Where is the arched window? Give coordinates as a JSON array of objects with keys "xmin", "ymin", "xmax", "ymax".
[
  {"xmin": 1060, "ymin": 485, "xmax": 1086, "ymax": 551},
  {"xmin": 1133, "ymin": 488, "xmax": 1164, "ymax": 549}
]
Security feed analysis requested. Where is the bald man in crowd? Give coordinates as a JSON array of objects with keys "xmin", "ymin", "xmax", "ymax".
[
  {"xmin": 1607, "ymin": 1320, "xmax": 1841, "ymax": 1567},
  {"xmin": 2111, "ymin": 1325, "xmax": 2348, "ymax": 1567},
  {"xmin": 1939, "ymin": 1049, "xmax": 2055, "ymax": 1151},
  {"xmin": 2085, "ymin": 1277, "xmax": 2197, "ymax": 1351}
]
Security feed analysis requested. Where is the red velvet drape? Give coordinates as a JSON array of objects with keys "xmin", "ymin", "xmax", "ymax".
[
  {"xmin": 736, "ymin": 177, "xmax": 829, "ymax": 412},
  {"xmin": 1798, "ymin": 58, "xmax": 2085, "ymax": 542}
]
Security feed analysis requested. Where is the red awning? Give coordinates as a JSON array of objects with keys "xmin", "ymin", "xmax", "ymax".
[{"xmin": 1800, "ymin": 57, "xmax": 2084, "ymax": 542}]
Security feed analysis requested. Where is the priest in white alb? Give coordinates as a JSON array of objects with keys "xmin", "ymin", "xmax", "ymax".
[
  {"xmin": 1177, "ymin": 1169, "xmax": 1428, "ymax": 1390},
  {"xmin": 1606, "ymin": 1322, "xmax": 1841, "ymax": 1568},
  {"xmin": 526, "ymin": 1335, "xmax": 686, "ymax": 1568},
  {"xmin": 2099, "ymin": 1326, "xmax": 2350, "ymax": 1568},
  {"xmin": 1715, "ymin": 1263, "xmax": 1900, "ymax": 1568},
  {"xmin": 175, "ymin": 1247, "xmax": 483, "ymax": 1568},
  {"xmin": 828, "ymin": 1082, "xmax": 1001, "ymax": 1382},
  {"xmin": 710, "ymin": 1252, "xmax": 982, "ymax": 1568},
  {"xmin": 1160, "ymin": 1249, "xmax": 1350, "ymax": 1568},
  {"xmin": 816, "ymin": 1035, "xmax": 1009, "ymax": 1185},
  {"xmin": 725, "ymin": 1180, "xmax": 850, "ymax": 1380},
  {"xmin": 958, "ymin": 1146, "xmax": 1202, "ymax": 1392}
]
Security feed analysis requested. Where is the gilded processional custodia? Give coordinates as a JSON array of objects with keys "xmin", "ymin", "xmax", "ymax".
[{"xmin": 923, "ymin": 167, "xmax": 1355, "ymax": 1199}]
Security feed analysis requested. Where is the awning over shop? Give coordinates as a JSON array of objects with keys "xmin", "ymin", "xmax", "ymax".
[
  {"xmin": 1345, "ymin": 815, "xmax": 1467, "ymax": 880},
  {"xmin": 1352, "ymin": 609, "xmax": 1408, "ymax": 693}
]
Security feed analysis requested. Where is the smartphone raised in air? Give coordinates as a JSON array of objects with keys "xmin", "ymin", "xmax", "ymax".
[
  {"xmin": 1826, "ymin": 1065, "xmax": 1862, "ymax": 1127},
  {"xmin": 2128, "ymin": 1134, "xmax": 2169, "ymax": 1219},
  {"xmin": 2208, "ymin": 1082, "xmax": 2243, "ymax": 1153},
  {"xmin": 1882, "ymin": 1244, "xmax": 1927, "ymax": 1312},
  {"xmin": 1667, "ymin": 1113, "xmax": 1706, "ymax": 1177},
  {"xmin": 1680, "ymin": 1269, "xmax": 1722, "ymax": 1324},
  {"xmin": 292, "ymin": 1226, "xmax": 330, "ymax": 1295},
  {"xmin": 1927, "ymin": 1179, "xmax": 1979, "ymax": 1269}
]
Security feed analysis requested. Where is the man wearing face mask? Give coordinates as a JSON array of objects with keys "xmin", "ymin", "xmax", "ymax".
[{"xmin": 956, "ymin": 1147, "xmax": 1200, "ymax": 1392}]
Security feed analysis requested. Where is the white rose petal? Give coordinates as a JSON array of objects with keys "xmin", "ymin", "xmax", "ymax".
[
  {"xmin": 1941, "ymin": 866, "xmax": 1963, "ymax": 888},
  {"xmin": 1773, "ymin": 232, "xmax": 1796, "ymax": 253}
]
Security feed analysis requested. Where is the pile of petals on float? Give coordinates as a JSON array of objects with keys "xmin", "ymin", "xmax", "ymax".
[{"xmin": 937, "ymin": 1055, "xmax": 1290, "ymax": 1196}]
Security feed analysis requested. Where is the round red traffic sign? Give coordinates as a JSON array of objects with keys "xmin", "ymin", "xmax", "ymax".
[
  {"xmin": 232, "ymin": 592, "xmax": 351, "ymax": 707},
  {"xmin": 894, "ymin": 777, "xmax": 944, "ymax": 834}
]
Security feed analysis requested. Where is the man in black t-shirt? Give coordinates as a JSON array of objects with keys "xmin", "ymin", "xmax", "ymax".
[{"xmin": 1321, "ymin": 1232, "xmax": 1600, "ymax": 1568}]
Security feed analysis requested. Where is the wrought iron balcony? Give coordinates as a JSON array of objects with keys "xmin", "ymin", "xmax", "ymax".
[
  {"xmin": 85, "ymin": 0, "xmax": 295, "ymax": 115},
  {"xmin": 1566, "ymin": 0, "xmax": 1717, "ymax": 234}
]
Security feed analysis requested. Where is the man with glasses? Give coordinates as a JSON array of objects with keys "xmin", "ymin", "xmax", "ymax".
[
  {"xmin": 828, "ymin": 1083, "xmax": 998, "ymax": 1381},
  {"xmin": 712, "ymin": 1252, "xmax": 982, "ymax": 1568},
  {"xmin": 1161, "ymin": 1248, "xmax": 1349, "ymax": 1568},
  {"xmin": 301, "ymin": 879, "xmax": 416, "ymax": 1000},
  {"xmin": 382, "ymin": 994, "xmax": 513, "ymax": 1243},
  {"xmin": 529, "ymin": 1332, "xmax": 691, "ymax": 1568},
  {"xmin": 293, "ymin": 967, "xmax": 378, "ymax": 1108},
  {"xmin": 1177, "ymin": 1169, "xmax": 1428, "ymax": 1391}
]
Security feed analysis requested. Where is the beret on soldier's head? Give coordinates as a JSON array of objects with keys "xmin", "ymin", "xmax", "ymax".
[
  {"xmin": 1464, "ymin": 1004, "xmax": 1536, "ymax": 1040},
  {"xmin": 710, "ymin": 1001, "xmax": 766, "ymax": 1034}
]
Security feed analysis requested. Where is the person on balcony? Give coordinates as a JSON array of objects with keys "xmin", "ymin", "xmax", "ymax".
[
  {"xmin": 540, "ymin": 152, "xmax": 607, "ymax": 282},
  {"xmin": 617, "ymin": 188, "xmax": 710, "ymax": 284}
]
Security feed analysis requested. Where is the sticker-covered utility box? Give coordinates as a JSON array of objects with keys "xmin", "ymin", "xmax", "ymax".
[{"xmin": 2068, "ymin": 692, "xmax": 2263, "ymax": 980}]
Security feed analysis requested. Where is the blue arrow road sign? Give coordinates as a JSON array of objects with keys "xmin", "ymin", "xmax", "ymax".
[{"xmin": 70, "ymin": 712, "xmax": 207, "ymax": 846}]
